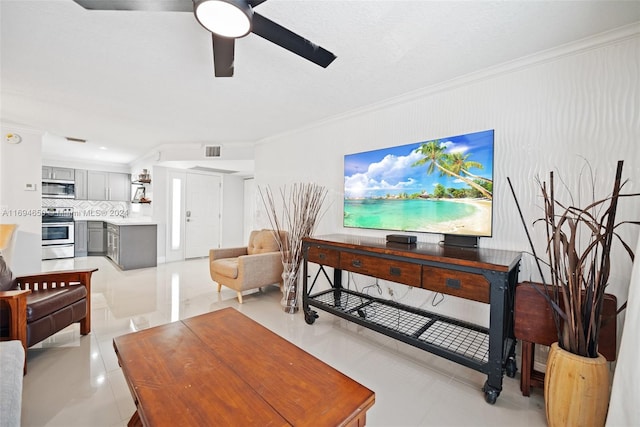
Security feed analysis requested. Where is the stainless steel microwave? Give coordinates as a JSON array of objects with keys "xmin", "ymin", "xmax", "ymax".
[{"xmin": 42, "ymin": 179, "xmax": 75, "ymax": 199}]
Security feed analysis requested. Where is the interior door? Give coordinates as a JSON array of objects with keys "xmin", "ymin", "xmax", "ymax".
[{"xmin": 185, "ymin": 173, "xmax": 221, "ymax": 258}]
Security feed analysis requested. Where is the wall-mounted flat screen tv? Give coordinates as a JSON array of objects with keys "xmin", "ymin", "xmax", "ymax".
[{"xmin": 344, "ymin": 129, "xmax": 494, "ymax": 238}]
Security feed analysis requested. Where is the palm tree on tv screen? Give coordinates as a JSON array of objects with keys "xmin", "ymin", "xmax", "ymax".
[
  {"xmin": 412, "ymin": 140, "xmax": 492, "ymax": 200},
  {"xmin": 445, "ymin": 152, "xmax": 493, "ymax": 185}
]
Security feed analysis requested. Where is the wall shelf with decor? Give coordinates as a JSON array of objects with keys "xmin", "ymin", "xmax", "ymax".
[
  {"xmin": 132, "ymin": 183, "xmax": 151, "ymax": 204},
  {"xmin": 132, "ymin": 169, "xmax": 152, "ymax": 203}
]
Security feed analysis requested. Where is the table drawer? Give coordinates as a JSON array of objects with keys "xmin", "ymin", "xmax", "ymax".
[
  {"xmin": 340, "ymin": 253, "xmax": 421, "ymax": 287},
  {"xmin": 422, "ymin": 266, "xmax": 489, "ymax": 303},
  {"xmin": 306, "ymin": 245, "xmax": 340, "ymax": 268}
]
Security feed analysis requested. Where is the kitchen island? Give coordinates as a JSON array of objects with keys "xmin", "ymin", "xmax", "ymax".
[{"xmin": 74, "ymin": 217, "xmax": 157, "ymax": 270}]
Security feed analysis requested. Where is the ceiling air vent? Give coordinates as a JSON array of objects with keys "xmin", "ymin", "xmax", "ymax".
[
  {"xmin": 205, "ymin": 145, "xmax": 221, "ymax": 158},
  {"xmin": 66, "ymin": 137, "xmax": 86, "ymax": 143}
]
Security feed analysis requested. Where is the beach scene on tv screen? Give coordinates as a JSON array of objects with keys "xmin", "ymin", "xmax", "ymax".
[{"xmin": 344, "ymin": 129, "xmax": 494, "ymax": 236}]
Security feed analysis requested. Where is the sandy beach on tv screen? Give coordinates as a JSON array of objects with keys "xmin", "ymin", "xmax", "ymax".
[{"xmin": 425, "ymin": 199, "xmax": 492, "ymax": 236}]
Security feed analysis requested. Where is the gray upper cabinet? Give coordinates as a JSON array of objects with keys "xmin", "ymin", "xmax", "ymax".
[
  {"xmin": 75, "ymin": 169, "xmax": 88, "ymax": 200},
  {"xmin": 42, "ymin": 166, "xmax": 75, "ymax": 181},
  {"xmin": 87, "ymin": 171, "xmax": 107, "ymax": 200},
  {"xmin": 108, "ymin": 172, "xmax": 130, "ymax": 201},
  {"xmin": 87, "ymin": 171, "xmax": 131, "ymax": 201}
]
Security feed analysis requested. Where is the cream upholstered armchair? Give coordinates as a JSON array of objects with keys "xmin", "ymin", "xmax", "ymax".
[{"xmin": 209, "ymin": 229, "xmax": 287, "ymax": 303}]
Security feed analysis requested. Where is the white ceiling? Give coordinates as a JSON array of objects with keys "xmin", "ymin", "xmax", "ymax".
[{"xmin": 2, "ymin": 1, "xmax": 639, "ymax": 173}]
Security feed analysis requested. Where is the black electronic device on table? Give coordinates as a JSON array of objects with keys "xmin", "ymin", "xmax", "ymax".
[{"xmin": 386, "ymin": 234, "xmax": 417, "ymax": 244}]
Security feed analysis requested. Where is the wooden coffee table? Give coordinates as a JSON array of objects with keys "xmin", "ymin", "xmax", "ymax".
[{"xmin": 113, "ymin": 307, "xmax": 375, "ymax": 426}]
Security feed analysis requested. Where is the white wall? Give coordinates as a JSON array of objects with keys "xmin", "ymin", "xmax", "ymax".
[
  {"xmin": 151, "ymin": 165, "xmax": 168, "ymax": 261},
  {"xmin": 221, "ymin": 174, "xmax": 244, "ymax": 247},
  {"xmin": 243, "ymin": 178, "xmax": 255, "ymax": 243},
  {"xmin": 0, "ymin": 124, "xmax": 43, "ymax": 274},
  {"xmin": 254, "ymin": 28, "xmax": 640, "ymax": 326}
]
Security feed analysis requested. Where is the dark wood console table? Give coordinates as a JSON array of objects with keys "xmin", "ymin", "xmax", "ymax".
[{"xmin": 302, "ymin": 234, "xmax": 521, "ymax": 404}]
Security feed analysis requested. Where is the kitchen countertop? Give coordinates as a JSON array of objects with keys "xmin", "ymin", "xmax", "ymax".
[{"xmin": 74, "ymin": 216, "xmax": 157, "ymax": 226}]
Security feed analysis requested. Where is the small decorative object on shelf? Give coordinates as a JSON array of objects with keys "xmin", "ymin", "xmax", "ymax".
[
  {"xmin": 132, "ymin": 187, "xmax": 147, "ymax": 203},
  {"xmin": 137, "ymin": 169, "xmax": 151, "ymax": 183}
]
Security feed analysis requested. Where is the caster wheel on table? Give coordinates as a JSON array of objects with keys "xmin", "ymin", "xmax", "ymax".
[
  {"xmin": 304, "ymin": 310, "xmax": 318, "ymax": 325},
  {"xmin": 482, "ymin": 381, "xmax": 499, "ymax": 405},
  {"xmin": 505, "ymin": 357, "xmax": 517, "ymax": 378}
]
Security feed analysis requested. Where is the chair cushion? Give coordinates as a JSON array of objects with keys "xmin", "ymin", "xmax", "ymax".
[
  {"xmin": 27, "ymin": 299, "xmax": 87, "ymax": 347},
  {"xmin": 26, "ymin": 285, "xmax": 87, "ymax": 323},
  {"xmin": 0, "ymin": 255, "xmax": 17, "ymax": 291},
  {"xmin": 247, "ymin": 230, "xmax": 280, "ymax": 255},
  {"xmin": 212, "ymin": 258, "xmax": 239, "ymax": 279}
]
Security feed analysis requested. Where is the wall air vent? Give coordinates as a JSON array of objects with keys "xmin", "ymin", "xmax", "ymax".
[{"xmin": 204, "ymin": 145, "xmax": 221, "ymax": 157}]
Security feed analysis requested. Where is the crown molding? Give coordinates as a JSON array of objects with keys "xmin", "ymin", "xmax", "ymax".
[{"xmin": 259, "ymin": 22, "xmax": 639, "ymax": 146}]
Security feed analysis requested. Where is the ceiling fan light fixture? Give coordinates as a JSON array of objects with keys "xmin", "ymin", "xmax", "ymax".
[{"xmin": 194, "ymin": 0, "xmax": 252, "ymax": 38}]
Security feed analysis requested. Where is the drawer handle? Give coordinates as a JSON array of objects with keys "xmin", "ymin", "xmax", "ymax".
[
  {"xmin": 446, "ymin": 278, "xmax": 461, "ymax": 289},
  {"xmin": 390, "ymin": 267, "xmax": 401, "ymax": 276},
  {"xmin": 352, "ymin": 259, "xmax": 362, "ymax": 268},
  {"xmin": 319, "ymin": 253, "xmax": 326, "ymax": 260}
]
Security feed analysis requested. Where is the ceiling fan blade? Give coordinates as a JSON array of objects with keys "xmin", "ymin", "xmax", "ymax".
[
  {"xmin": 212, "ymin": 34, "xmax": 235, "ymax": 77},
  {"xmin": 251, "ymin": 13, "xmax": 336, "ymax": 69},
  {"xmin": 247, "ymin": 0, "xmax": 268, "ymax": 7},
  {"xmin": 71, "ymin": 0, "xmax": 193, "ymax": 12}
]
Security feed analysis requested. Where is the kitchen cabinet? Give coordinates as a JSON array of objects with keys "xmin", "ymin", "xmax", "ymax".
[
  {"xmin": 109, "ymin": 173, "xmax": 130, "ymax": 201},
  {"xmin": 106, "ymin": 223, "xmax": 119, "ymax": 265},
  {"xmin": 75, "ymin": 220, "xmax": 88, "ymax": 257},
  {"xmin": 107, "ymin": 222, "xmax": 157, "ymax": 270},
  {"xmin": 42, "ymin": 166, "xmax": 75, "ymax": 181},
  {"xmin": 88, "ymin": 221, "xmax": 106, "ymax": 254},
  {"xmin": 87, "ymin": 171, "xmax": 130, "ymax": 201},
  {"xmin": 87, "ymin": 172, "xmax": 107, "ymax": 200},
  {"xmin": 75, "ymin": 169, "xmax": 88, "ymax": 200}
]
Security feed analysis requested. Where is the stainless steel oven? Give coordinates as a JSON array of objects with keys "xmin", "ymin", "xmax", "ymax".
[{"xmin": 42, "ymin": 207, "xmax": 75, "ymax": 259}]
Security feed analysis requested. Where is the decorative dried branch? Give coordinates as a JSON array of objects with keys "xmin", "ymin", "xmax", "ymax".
[
  {"xmin": 509, "ymin": 160, "xmax": 640, "ymax": 357},
  {"xmin": 259, "ymin": 182, "xmax": 328, "ymax": 277}
]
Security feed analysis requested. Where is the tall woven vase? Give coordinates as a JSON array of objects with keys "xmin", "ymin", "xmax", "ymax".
[{"xmin": 544, "ymin": 343, "xmax": 610, "ymax": 427}]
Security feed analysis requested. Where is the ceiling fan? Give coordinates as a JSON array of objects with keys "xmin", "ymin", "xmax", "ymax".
[{"xmin": 71, "ymin": 0, "xmax": 337, "ymax": 77}]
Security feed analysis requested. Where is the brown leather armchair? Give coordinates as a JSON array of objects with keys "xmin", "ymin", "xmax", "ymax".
[{"xmin": 0, "ymin": 255, "xmax": 97, "ymax": 373}]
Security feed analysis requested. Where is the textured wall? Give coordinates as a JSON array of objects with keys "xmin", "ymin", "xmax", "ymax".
[{"xmin": 255, "ymin": 29, "xmax": 639, "ymax": 325}]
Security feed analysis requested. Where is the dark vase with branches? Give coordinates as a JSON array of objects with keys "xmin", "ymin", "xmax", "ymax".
[
  {"xmin": 260, "ymin": 183, "xmax": 328, "ymax": 314},
  {"xmin": 509, "ymin": 160, "xmax": 639, "ymax": 427}
]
